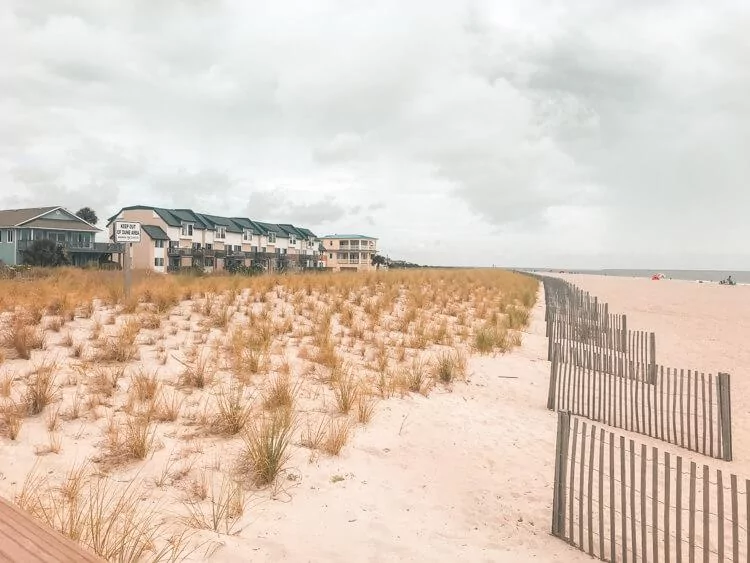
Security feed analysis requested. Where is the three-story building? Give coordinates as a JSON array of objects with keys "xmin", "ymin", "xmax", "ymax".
[
  {"xmin": 319, "ymin": 234, "xmax": 378, "ymax": 272},
  {"xmin": 106, "ymin": 205, "xmax": 324, "ymax": 273}
]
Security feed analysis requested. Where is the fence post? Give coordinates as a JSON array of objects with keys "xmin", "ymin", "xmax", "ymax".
[
  {"xmin": 548, "ymin": 345, "xmax": 560, "ymax": 410},
  {"xmin": 621, "ymin": 315, "xmax": 628, "ymax": 352},
  {"xmin": 649, "ymin": 332, "xmax": 657, "ymax": 384},
  {"xmin": 718, "ymin": 373, "xmax": 733, "ymax": 461},
  {"xmin": 552, "ymin": 410, "xmax": 571, "ymax": 537}
]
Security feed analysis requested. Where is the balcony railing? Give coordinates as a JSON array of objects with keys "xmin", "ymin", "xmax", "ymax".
[{"xmin": 17, "ymin": 240, "xmax": 123, "ymax": 253}]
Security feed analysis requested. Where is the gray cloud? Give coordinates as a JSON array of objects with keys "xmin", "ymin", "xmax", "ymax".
[{"xmin": 1, "ymin": 0, "xmax": 748, "ymax": 267}]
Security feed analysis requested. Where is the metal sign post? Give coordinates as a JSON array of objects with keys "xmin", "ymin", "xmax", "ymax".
[{"xmin": 113, "ymin": 221, "xmax": 142, "ymax": 298}]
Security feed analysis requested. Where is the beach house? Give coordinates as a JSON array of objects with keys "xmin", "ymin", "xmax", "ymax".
[
  {"xmin": 0, "ymin": 206, "xmax": 119, "ymax": 267},
  {"xmin": 319, "ymin": 234, "xmax": 378, "ymax": 272}
]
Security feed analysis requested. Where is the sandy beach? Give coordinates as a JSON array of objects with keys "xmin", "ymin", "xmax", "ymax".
[
  {"xmin": 2, "ymin": 270, "xmax": 748, "ymax": 562},
  {"xmin": 559, "ymin": 274, "xmax": 750, "ymax": 476}
]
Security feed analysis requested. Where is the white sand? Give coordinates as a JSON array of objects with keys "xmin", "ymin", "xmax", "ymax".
[
  {"xmin": 214, "ymin": 294, "xmax": 582, "ymax": 562},
  {"xmin": 559, "ymin": 273, "xmax": 750, "ymax": 476},
  {"xmin": 4, "ymin": 273, "xmax": 747, "ymax": 561},
  {"xmin": 0, "ymin": 287, "xmax": 591, "ymax": 562}
]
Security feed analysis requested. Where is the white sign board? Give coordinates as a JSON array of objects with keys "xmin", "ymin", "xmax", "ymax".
[{"xmin": 114, "ymin": 221, "xmax": 142, "ymax": 243}]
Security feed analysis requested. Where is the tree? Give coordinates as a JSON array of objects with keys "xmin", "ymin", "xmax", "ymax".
[
  {"xmin": 371, "ymin": 254, "xmax": 387, "ymax": 269},
  {"xmin": 21, "ymin": 239, "xmax": 70, "ymax": 267},
  {"xmin": 75, "ymin": 207, "xmax": 98, "ymax": 225}
]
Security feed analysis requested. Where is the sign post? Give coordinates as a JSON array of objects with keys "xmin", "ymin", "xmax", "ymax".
[{"xmin": 113, "ymin": 221, "xmax": 142, "ymax": 297}]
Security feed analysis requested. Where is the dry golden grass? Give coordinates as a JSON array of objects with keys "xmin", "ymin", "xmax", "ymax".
[
  {"xmin": 240, "ymin": 410, "xmax": 295, "ymax": 486},
  {"xmin": 0, "ymin": 267, "xmax": 537, "ymax": 558},
  {"xmin": 16, "ymin": 463, "xmax": 195, "ymax": 561},
  {"xmin": 177, "ymin": 350, "xmax": 216, "ymax": 389},
  {"xmin": 432, "ymin": 349, "xmax": 468, "ymax": 384},
  {"xmin": 182, "ymin": 472, "xmax": 245, "ymax": 534},
  {"xmin": 1, "ymin": 315, "xmax": 46, "ymax": 359},
  {"xmin": 24, "ymin": 358, "xmax": 59, "ymax": 415},
  {"xmin": 321, "ymin": 416, "xmax": 353, "ymax": 456},
  {"xmin": 0, "ymin": 370, "xmax": 14, "ymax": 397},
  {"xmin": 211, "ymin": 384, "xmax": 253, "ymax": 436},
  {"xmin": 130, "ymin": 368, "xmax": 160, "ymax": 402},
  {"xmin": 1, "ymin": 400, "xmax": 24, "ymax": 439},
  {"xmin": 101, "ymin": 414, "xmax": 157, "ymax": 467}
]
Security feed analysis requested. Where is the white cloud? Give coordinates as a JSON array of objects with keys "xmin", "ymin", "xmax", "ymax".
[{"xmin": 1, "ymin": 0, "xmax": 748, "ymax": 267}]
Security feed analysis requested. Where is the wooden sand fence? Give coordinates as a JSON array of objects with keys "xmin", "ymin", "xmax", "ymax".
[
  {"xmin": 553, "ymin": 411, "xmax": 749, "ymax": 562},
  {"xmin": 548, "ymin": 347, "xmax": 733, "ymax": 461},
  {"xmin": 552, "ymin": 338, "xmax": 656, "ymax": 383}
]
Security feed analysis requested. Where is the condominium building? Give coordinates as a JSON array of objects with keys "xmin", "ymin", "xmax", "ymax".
[
  {"xmin": 106, "ymin": 205, "xmax": 323, "ymax": 273},
  {"xmin": 0, "ymin": 206, "xmax": 120, "ymax": 267},
  {"xmin": 319, "ymin": 234, "xmax": 378, "ymax": 272}
]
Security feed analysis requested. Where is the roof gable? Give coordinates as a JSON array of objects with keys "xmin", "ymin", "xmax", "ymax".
[{"xmin": 0, "ymin": 206, "xmax": 61, "ymax": 227}]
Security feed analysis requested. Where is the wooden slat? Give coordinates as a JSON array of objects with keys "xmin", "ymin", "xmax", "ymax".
[
  {"xmin": 702, "ymin": 465, "xmax": 709, "ymax": 563},
  {"xmin": 640, "ymin": 444, "xmax": 647, "ymax": 563},
  {"xmin": 717, "ymin": 469, "xmax": 724, "ymax": 563},
  {"xmin": 652, "ymin": 447, "xmax": 659, "ymax": 563},
  {"xmin": 629, "ymin": 440, "xmax": 636, "ymax": 563},
  {"xmin": 676, "ymin": 456, "xmax": 683, "ymax": 563},
  {"xmin": 570, "ymin": 417, "xmax": 579, "ymax": 540},
  {"xmin": 599, "ymin": 427, "xmax": 605, "ymax": 559},
  {"xmin": 621, "ymin": 435, "xmax": 628, "ymax": 563},
  {"xmin": 588, "ymin": 425, "xmax": 595, "ymax": 555},
  {"xmin": 579, "ymin": 422, "xmax": 587, "ymax": 549},
  {"xmin": 701, "ymin": 374, "xmax": 706, "ymax": 455},
  {"xmin": 665, "ymin": 452, "xmax": 671, "ymax": 563},
  {"xmin": 708, "ymin": 374, "xmax": 714, "ymax": 459},
  {"xmin": 730, "ymin": 474, "xmax": 738, "ymax": 562},
  {"xmin": 0, "ymin": 498, "xmax": 103, "ymax": 563},
  {"xmin": 689, "ymin": 462, "xmax": 696, "ymax": 563}
]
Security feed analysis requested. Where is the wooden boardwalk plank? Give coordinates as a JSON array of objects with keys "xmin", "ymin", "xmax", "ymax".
[{"xmin": 0, "ymin": 497, "xmax": 102, "ymax": 562}]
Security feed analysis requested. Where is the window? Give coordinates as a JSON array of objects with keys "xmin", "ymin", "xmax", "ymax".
[
  {"xmin": 234, "ymin": 245, "xmax": 241, "ymax": 252},
  {"xmin": 181, "ymin": 223, "xmax": 193, "ymax": 236},
  {"xmin": 328, "ymin": 241, "xmax": 333, "ymax": 246},
  {"xmin": 268, "ymin": 232, "xmax": 277, "ymax": 244},
  {"xmin": 290, "ymin": 236, "xmax": 296, "ymax": 245},
  {"xmin": 0, "ymin": 231, "xmax": 3, "ymax": 243},
  {"xmin": 154, "ymin": 240, "xmax": 165, "ymax": 248},
  {"xmin": 216, "ymin": 226, "xmax": 226, "ymax": 239},
  {"xmin": 154, "ymin": 258, "xmax": 165, "ymax": 267},
  {"xmin": 329, "ymin": 253, "xmax": 333, "ymax": 259},
  {"xmin": 243, "ymin": 229, "xmax": 253, "ymax": 241},
  {"xmin": 205, "ymin": 243, "xmax": 212, "ymax": 250},
  {"xmin": 192, "ymin": 242, "xmax": 202, "ymax": 250}
]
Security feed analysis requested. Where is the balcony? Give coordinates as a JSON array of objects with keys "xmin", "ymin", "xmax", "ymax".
[
  {"xmin": 17, "ymin": 240, "xmax": 123, "ymax": 254},
  {"xmin": 167, "ymin": 247, "xmax": 193, "ymax": 257}
]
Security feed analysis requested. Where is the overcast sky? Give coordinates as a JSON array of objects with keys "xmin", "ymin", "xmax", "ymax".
[{"xmin": 1, "ymin": 1, "xmax": 748, "ymax": 268}]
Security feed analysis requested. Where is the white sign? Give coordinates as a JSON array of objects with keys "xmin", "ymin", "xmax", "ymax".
[{"xmin": 114, "ymin": 221, "xmax": 142, "ymax": 243}]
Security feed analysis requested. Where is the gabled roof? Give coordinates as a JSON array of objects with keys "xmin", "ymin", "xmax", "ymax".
[
  {"xmin": 108, "ymin": 205, "xmax": 323, "ymax": 240},
  {"xmin": 321, "ymin": 234, "xmax": 377, "ymax": 240},
  {"xmin": 253, "ymin": 221, "xmax": 288, "ymax": 238},
  {"xmin": 142, "ymin": 225, "xmax": 170, "ymax": 241},
  {"xmin": 295, "ymin": 226, "xmax": 317, "ymax": 239},
  {"xmin": 0, "ymin": 206, "xmax": 100, "ymax": 231},
  {"xmin": 197, "ymin": 213, "xmax": 243, "ymax": 233},
  {"xmin": 277, "ymin": 223, "xmax": 307, "ymax": 238},
  {"xmin": 106, "ymin": 205, "xmax": 182, "ymax": 227}
]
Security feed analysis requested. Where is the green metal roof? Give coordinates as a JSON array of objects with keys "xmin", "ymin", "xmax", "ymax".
[
  {"xmin": 142, "ymin": 224, "xmax": 170, "ymax": 241},
  {"xmin": 108, "ymin": 205, "xmax": 320, "ymax": 239}
]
